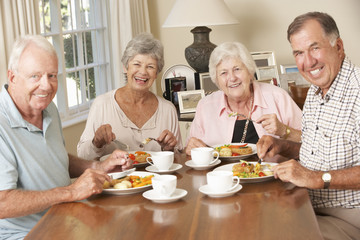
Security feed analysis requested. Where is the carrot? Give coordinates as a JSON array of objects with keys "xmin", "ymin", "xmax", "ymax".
[{"xmin": 133, "ymin": 180, "xmax": 152, "ymax": 188}]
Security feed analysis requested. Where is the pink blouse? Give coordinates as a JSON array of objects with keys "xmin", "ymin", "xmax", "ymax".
[{"xmin": 187, "ymin": 82, "xmax": 302, "ymax": 146}]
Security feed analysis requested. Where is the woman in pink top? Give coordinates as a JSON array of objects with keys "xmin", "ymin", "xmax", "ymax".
[{"xmin": 185, "ymin": 42, "xmax": 302, "ymax": 155}]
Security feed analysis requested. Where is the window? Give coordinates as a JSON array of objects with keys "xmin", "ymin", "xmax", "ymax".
[{"xmin": 39, "ymin": 0, "xmax": 111, "ymax": 126}]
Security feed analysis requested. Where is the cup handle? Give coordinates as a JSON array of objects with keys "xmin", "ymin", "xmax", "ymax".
[
  {"xmin": 146, "ymin": 156, "xmax": 154, "ymax": 166},
  {"xmin": 210, "ymin": 151, "xmax": 219, "ymax": 164},
  {"xmin": 228, "ymin": 176, "xmax": 240, "ymax": 192}
]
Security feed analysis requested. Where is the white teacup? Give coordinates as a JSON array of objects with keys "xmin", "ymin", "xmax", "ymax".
[
  {"xmin": 146, "ymin": 151, "xmax": 174, "ymax": 171},
  {"xmin": 152, "ymin": 175, "xmax": 177, "ymax": 197},
  {"xmin": 191, "ymin": 147, "xmax": 219, "ymax": 166},
  {"xmin": 207, "ymin": 170, "xmax": 240, "ymax": 193}
]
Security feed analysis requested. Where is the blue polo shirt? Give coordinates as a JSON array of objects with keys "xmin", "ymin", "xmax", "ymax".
[{"xmin": 0, "ymin": 85, "xmax": 71, "ymax": 239}]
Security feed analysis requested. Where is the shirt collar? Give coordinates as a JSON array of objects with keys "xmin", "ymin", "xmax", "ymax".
[{"xmin": 217, "ymin": 81, "xmax": 267, "ymax": 116}]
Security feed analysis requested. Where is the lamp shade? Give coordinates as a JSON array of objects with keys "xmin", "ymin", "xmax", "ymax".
[
  {"xmin": 163, "ymin": 0, "xmax": 239, "ymax": 28},
  {"xmin": 163, "ymin": 0, "xmax": 239, "ymax": 72}
]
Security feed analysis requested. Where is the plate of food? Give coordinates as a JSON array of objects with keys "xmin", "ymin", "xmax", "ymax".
[
  {"xmin": 213, "ymin": 143, "xmax": 257, "ymax": 161},
  {"xmin": 213, "ymin": 161, "xmax": 277, "ymax": 183},
  {"xmin": 100, "ymin": 151, "xmax": 153, "ymax": 167},
  {"xmin": 102, "ymin": 171, "xmax": 159, "ymax": 195}
]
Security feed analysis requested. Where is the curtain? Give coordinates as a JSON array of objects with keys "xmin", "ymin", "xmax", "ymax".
[
  {"xmin": 0, "ymin": 0, "xmax": 40, "ymax": 87},
  {"xmin": 108, "ymin": 0, "xmax": 152, "ymax": 91}
]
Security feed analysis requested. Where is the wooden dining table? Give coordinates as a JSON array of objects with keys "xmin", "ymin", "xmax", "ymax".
[{"xmin": 26, "ymin": 153, "xmax": 322, "ymax": 240}]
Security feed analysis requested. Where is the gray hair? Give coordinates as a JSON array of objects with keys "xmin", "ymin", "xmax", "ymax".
[
  {"xmin": 287, "ymin": 12, "xmax": 340, "ymax": 46},
  {"xmin": 121, "ymin": 33, "xmax": 164, "ymax": 74},
  {"xmin": 209, "ymin": 42, "xmax": 257, "ymax": 87},
  {"xmin": 8, "ymin": 35, "xmax": 57, "ymax": 73}
]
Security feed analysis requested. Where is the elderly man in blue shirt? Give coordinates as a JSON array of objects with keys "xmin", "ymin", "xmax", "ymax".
[{"xmin": 0, "ymin": 35, "xmax": 132, "ymax": 239}]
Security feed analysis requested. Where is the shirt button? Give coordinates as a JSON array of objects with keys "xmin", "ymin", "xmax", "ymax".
[
  {"xmin": 311, "ymin": 151, "xmax": 314, "ymax": 155},
  {"xmin": 316, "ymin": 126, "xmax": 319, "ymax": 130}
]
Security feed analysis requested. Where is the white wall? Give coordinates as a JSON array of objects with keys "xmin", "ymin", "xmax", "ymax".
[{"xmin": 149, "ymin": 0, "xmax": 360, "ymax": 95}]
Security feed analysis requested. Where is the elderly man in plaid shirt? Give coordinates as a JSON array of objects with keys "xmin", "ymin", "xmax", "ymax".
[{"xmin": 257, "ymin": 12, "xmax": 360, "ymax": 239}]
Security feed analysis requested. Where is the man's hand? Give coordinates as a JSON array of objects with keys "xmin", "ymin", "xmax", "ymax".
[{"xmin": 272, "ymin": 160, "xmax": 322, "ymax": 189}]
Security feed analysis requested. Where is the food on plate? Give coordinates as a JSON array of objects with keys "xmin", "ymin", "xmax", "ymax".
[
  {"xmin": 219, "ymin": 147, "xmax": 232, "ymax": 157},
  {"xmin": 128, "ymin": 151, "xmax": 151, "ymax": 164},
  {"xmin": 215, "ymin": 144, "xmax": 253, "ymax": 157},
  {"xmin": 232, "ymin": 160, "xmax": 273, "ymax": 178},
  {"xmin": 103, "ymin": 175, "xmax": 154, "ymax": 190}
]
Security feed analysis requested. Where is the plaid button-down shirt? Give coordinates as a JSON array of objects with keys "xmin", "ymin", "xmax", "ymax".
[{"xmin": 300, "ymin": 57, "xmax": 360, "ymax": 208}]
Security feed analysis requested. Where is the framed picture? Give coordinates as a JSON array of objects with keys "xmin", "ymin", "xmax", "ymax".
[
  {"xmin": 163, "ymin": 77, "xmax": 187, "ymax": 106},
  {"xmin": 177, "ymin": 90, "xmax": 205, "ymax": 113},
  {"xmin": 280, "ymin": 64, "xmax": 299, "ymax": 74},
  {"xmin": 194, "ymin": 72, "xmax": 218, "ymax": 95},
  {"xmin": 251, "ymin": 51, "xmax": 276, "ymax": 67}
]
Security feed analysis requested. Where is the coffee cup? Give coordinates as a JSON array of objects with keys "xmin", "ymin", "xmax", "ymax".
[
  {"xmin": 146, "ymin": 151, "xmax": 174, "ymax": 171},
  {"xmin": 152, "ymin": 175, "xmax": 177, "ymax": 197},
  {"xmin": 191, "ymin": 147, "xmax": 219, "ymax": 166},
  {"xmin": 206, "ymin": 170, "xmax": 239, "ymax": 193}
]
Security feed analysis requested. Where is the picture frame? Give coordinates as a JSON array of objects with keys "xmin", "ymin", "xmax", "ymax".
[
  {"xmin": 251, "ymin": 51, "xmax": 280, "ymax": 87},
  {"xmin": 280, "ymin": 64, "xmax": 299, "ymax": 74},
  {"xmin": 251, "ymin": 51, "xmax": 276, "ymax": 67},
  {"xmin": 163, "ymin": 77, "xmax": 187, "ymax": 106},
  {"xmin": 194, "ymin": 72, "xmax": 218, "ymax": 95},
  {"xmin": 177, "ymin": 89, "xmax": 205, "ymax": 113}
]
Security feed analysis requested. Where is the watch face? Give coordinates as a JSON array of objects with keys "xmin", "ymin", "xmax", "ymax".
[{"xmin": 322, "ymin": 173, "xmax": 331, "ymax": 181}]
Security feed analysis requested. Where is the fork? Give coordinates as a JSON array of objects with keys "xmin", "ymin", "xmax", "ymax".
[
  {"xmin": 228, "ymin": 112, "xmax": 254, "ymax": 122},
  {"xmin": 258, "ymin": 158, "xmax": 263, "ymax": 164},
  {"xmin": 142, "ymin": 137, "xmax": 158, "ymax": 145}
]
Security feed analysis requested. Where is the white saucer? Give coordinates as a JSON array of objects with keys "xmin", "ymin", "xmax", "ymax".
[
  {"xmin": 185, "ymin": 159, "xmax": 221, "ymax": 170},
  {"xmin": 199, "ymin": 184, "xmax": 242, "ymax": 198},
  {"xmin": 142, "ymin": 188, "xmax": 188, "ymax": 203},
  {"xmin": 145, "ymin": 163, "xmax": 182, "ymax": 174}
]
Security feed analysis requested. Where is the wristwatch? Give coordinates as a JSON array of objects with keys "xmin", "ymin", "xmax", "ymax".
[
  {"xmin": 283, "ymin": 126, "xmax": 291, "ymax": 139},
  {"xmin": 322, "ymin": 172, "xmax": 331, "ymax": 189}
]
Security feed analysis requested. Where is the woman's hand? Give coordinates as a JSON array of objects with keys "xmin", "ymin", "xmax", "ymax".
[
  {"xmin": 92, "ymin": 124, "xmax": 116, "ymax": 148},
  {"xmin": 157, "ymin": 129, "xmax": 177, "ymax": 151},
  {"xmin": 185, "ymin": 137, "xmax": 207, "ymax": 155},
  {"xmin": 256, "ymin": 114, "xmax": 286, "ymax": 137}
]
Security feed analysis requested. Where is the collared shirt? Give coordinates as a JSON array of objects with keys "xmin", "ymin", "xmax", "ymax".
[
  {"xmin": 77, "ymin": 89, "xmax": 183, "ymax": 160},
  {"xmin": 300, "ymin": 57, "xmax": 360, "ymax": 208},
  {"xmin": 187, "ymin": 81, "xmax": 302, "ymax": 146},
  {"xmin": 0, "ymin": 85, "xmax": 70, "ymax": 236}
]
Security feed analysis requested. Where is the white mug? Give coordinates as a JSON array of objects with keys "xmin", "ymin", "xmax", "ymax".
[
  {"xmin": 146, "ymin": 151, "xmax": 174, "ymax": 171},
  {"xmin": 207, "ymin": 170, "xmax": 239, "ymax": 193},
  {"xmin": 152, "ymin": 175, "xmax": 177, "ymax": 197},
  {"xmin": 191, "ymin": 147, "xmax": 219, "ymax": 166}
]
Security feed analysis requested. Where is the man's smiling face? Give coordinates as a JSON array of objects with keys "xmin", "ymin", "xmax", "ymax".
[{"xmin": 290, "ymin": 19, "xmax": 344, "ymax": 95}]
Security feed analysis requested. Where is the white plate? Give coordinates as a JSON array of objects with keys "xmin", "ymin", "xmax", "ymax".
[
  {"xmin": 102, "ymin": 171, "xmax": 158, "ymax": 195},
  {"xmin": 214, "ymin": 162, "xmax": 278, "ymax": 183},
  {"xmin": 213, "ymin": 143, "xmax": 257, "ymax": 161},
  {"xmin": 161, "ymin": 64, "xmax": 196, "ymax": 92},
  {"xmin": 185, "ymin": 159, "xmax": 221, "ymax": 170},
  {"xmin": 142, "ymin": 188, "xmax": 188, "ymax": 203},
  {"xmin": 145, "ymin": 163, "xmax": 182, "ymax": 174},
  {"xmin": 100, "ymin": 151, "xmax": 154, "ymax": 167},
  {"xmin": 199, "ymin": 184, "xmax": 242, "ymax": 198}
]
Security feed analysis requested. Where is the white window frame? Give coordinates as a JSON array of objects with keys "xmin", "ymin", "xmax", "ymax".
[{"xmin": 39, "ymin": 0, "xmax": 112, "ymax": 127}]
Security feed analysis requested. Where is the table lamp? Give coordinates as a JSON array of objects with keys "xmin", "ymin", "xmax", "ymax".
[{"xmin": 162, "ymin": 0, "xmax": 239, "ymax": 73}]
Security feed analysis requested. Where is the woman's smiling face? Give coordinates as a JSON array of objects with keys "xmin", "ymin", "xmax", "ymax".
[
  {"xmin": 125, "ymin": 54, "xmax": 158, "ymax": 91},
  {"xmin": 216, "ymin": 57, "xmax": 253, "ymax": 101}
]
